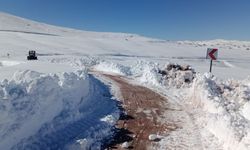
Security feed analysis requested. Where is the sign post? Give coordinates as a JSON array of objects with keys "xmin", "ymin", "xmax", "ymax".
[
  {"xmin": 209, "ymin": 59, "xmax": 213, "ymax": 73},
  {"xmin": 206, "ymin": 48, "xmax": 218, "ymax": 73}
]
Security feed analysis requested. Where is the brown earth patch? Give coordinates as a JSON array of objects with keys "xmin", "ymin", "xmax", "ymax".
[{"xmin": 103, "ymin": 74, "xmax": 177, "ymax": 150}]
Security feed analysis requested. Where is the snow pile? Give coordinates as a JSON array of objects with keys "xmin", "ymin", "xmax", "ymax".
[
  {"xmin": 94, "ymin": 60, "xmax": 162, "ymax": 86},
  {"xmin": 132, "ymin": 61, "xmax": 162, "ymax": 87},
  {"xmin": 222, "ymin": 78, "xmax": 250, "ymax": 120},
  {"xmin": 94, "ymin": 60, "xmax": 195, "ymax": 88},
  {"xmin": 159, "ymin": 63, "xmax": 195, "ymax": 88},
  {"xmin": 131, "ymin": 61, "xmax": 195, "ymax": 88},
  {"xmin": 48, "ymin": 56, "xmax": 100, "ymax": 68},
  {"xmin": 0, "ymin": 69, "xmax": 89, "ymax": 149},
  {"xmin": 94, "ymin": 61, "xmax": 131, "ymax": 76},
  {"xmin": 188, "ymin": 73, "xmax": 250, "ymax": 150}
]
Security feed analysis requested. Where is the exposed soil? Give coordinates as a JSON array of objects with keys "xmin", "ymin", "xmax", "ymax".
[{"xmin": 103, "ymin": 74, "xmax": 177, "ymax": 150}]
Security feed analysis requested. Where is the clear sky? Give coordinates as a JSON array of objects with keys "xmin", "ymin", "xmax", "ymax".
[{"xmin": 0, "ymin": 0, "xmax": 249, "ymax": 40}]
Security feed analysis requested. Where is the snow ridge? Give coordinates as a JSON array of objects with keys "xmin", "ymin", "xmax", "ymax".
[
  {"xmin": 189, "ymin": 73, "xmax": 250, "ymax": 150},
  {"xmin": 0, "ymin": 69, "xmax": 119, "ymax": 150}
]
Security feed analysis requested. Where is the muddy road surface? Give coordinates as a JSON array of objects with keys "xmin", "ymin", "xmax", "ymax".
[{"xmin": 102, "ymin": 74, "xmax": 177, "ymax": 150}]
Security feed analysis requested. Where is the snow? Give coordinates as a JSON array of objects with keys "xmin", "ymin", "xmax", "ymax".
[
  {"xmin": 94, "ymin": 61, "xmax": 131, "ymax": 76},
  {"xmin": 135, "ymin": 62, "xmax": 162, "ymax": 86},
  {"xmin": 0, "ymin": 70, "xmax": 89, "ymax": 149},
  {"xmin": 148, "ymin": 134, "xmax": 163, "ymax": 141},
  {"xmin": 93, "ymin": 60, "xmax": 250, "ymax": 149},
  {"xmin": 0, "ymin": 59, "xmax": 120, "ymax": 149},
  {"xmin": 0, "ymin": 60, "xmax": 23, "ymax": 67},
  {"xmin": 76, "ymin": 139, "xmax": 88, "ymax": 147},
  {"xmin": 121, "ymin": 142, "xmax": 131, "ymax": 149},
  {"xmin": 100, "ymin": 114, "xmax": 118, "ymax": 125},
  {"xmin": 1, "ymin": 12, "xmax": 250, "ymax": 79},
  {"xmin": 242, "ymin": 103, "xmax": 250, "ymax": 120},
  {"xmin": 0, "ymin": 12, "xmax": 250, "ymax": 150},
  {"xmin": 182, "ymin": 73, "xmax": 250, "ymax": 150}
]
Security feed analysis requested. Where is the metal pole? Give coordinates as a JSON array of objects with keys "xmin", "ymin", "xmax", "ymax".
[{"xmin": 209, "ymin": 59, "xmax": 213, "ymax": 73}]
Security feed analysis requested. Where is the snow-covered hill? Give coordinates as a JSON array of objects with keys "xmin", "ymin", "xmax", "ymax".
[
  {"xmin": 0, "ymin": 12, "xmax": 154, "ymax": 56},
  {"xmin": 0, "ymin": 12, "xmax": 250, "ymax": 79}
]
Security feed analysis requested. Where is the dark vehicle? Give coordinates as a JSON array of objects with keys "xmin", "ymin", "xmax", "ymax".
[{"xmin": 27, "ymin": 50, "xmax": 38, "ymax": 60}]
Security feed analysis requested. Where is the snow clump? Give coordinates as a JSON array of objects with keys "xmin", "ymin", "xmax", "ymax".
[
  {"xmin": 121, "ymin": 141, "xmax": 131, "ymax": 149},
  {"xmin": 94, "ymin": 61, "xmax": 132, "ymax": 76},
  {"xmin": 148, "ymin": 134, "xmax": 164, "ymax": 141},
  {"xmin": 130, "ymin": 61, "xmax": 162, "ymax": 87}
]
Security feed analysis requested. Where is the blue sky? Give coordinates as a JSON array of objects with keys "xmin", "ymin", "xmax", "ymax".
[{"xmin": 0, "ymin": 0, "xmax": 249, "ymax": 40}]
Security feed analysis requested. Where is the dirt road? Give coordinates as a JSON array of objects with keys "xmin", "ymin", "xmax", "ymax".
[{"xmin": 103, "ymin": 74, "xmax": 177, "ymax": 150}]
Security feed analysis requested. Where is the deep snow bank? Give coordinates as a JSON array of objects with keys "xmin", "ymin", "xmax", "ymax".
[
  {"xmin": 189, "ymin": 73, "xmax": 250, "ymax": 150},
  {"xmin": 93, "ymin": 60, "xmax": 162, "ymax": 86},
  {"xmin": 94, "ymin": 61, "xmax": 132, "ymax": 76},
  {"xmin": 0, "ymin": 68, "xmax": 120, "ymax": 150},
  {"xmin": 94, "ymin": 60, "xmax": 195, "ymax": 88},
  {"xmin": 0, "ymin": 70, "xmax": 89, "ymax": 149},
  {"xmin": 48, "ymin": 57, "xmax": 100, "ymax": 68}
]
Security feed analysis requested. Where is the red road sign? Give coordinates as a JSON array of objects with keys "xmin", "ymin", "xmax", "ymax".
[{"xmin": 207, "ymin": 48, "xmax": 218, "ymax": 60}]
